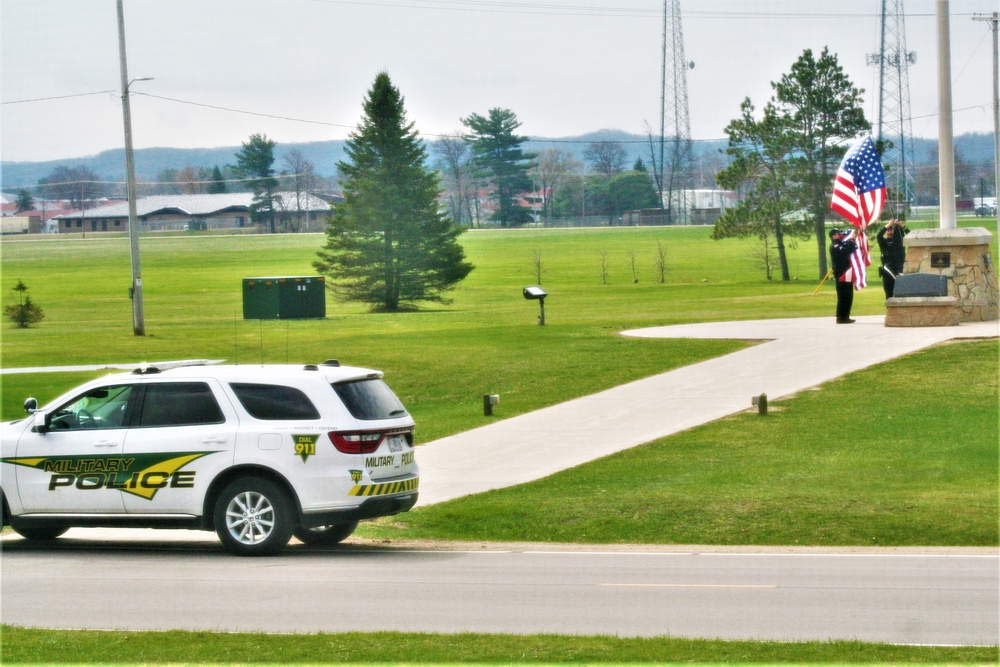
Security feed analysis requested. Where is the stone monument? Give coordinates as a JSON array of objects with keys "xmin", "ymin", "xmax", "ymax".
[{"xmin": 884, "ymin": 227, "xmax": 999, "ymax": 327}]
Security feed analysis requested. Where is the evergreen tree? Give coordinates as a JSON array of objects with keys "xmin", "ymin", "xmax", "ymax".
[
  {"xmin": 314, "ymin": 72, "xmax": 473, "ymax": 311},
  {"xmin": 713, "ymin": 98, "xmax": 810, "ymax": 281},
  {"xmin": 773, "ymin": 48, "xmax": 870, "ymax": 277},
  {"xmin": 462, "ymin": 108, "xmax": 535, "ymax": 227},
  {"xmin": 15, "ymin": 189, "xmax": 34, "ymax": 213},
  {"xmin": 713, "ymin": 49, "xmax": 868, "ymax": 281},
  {"xmin": 235, "ymin": 134, "xmax": 279, "ymax": 232},
  {"xmin": 4, "ymin": 279, "xmax": 44, "ymax": 328},
  {"xmin": 207, "ymin": 166, "xmax": 227, "ymax": 194}
]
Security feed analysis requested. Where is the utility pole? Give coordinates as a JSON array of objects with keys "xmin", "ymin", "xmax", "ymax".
[
  {"xmin": 658, "ymin": 0, "xmax": 694, "ymax": 225},
  {"xmin": 867, "ymin": 0, "xmax": 916, "ymax": 216},
  {"xmin": 116, "ymin": 0, "xmax": 145, "ymax": 335},
  {"xmin": 937, "ymin": 0, "xmax": 956, "ymax": 229},
  {"xmin": 973, "ymin": 12, "xmax": 999, "ymax": 211}
]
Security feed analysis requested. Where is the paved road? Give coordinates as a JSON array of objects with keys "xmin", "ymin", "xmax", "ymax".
[{"xmin": 1, "ymin": 539, "xmax": 996, "ymax": 644}]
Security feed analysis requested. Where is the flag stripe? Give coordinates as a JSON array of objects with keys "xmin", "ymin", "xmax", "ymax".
[{"xmin": 829, "ymin": 137, "xmax": 886, "ymax": 290}]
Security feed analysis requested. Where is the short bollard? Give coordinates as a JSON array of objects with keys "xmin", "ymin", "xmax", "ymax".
[
  {"xmin": 751, "ymin": 393, "xmax": 768, "ymax": 415},
  {"xmin": 483, "ymin": 394, "xmax": 500, "ymax": 416}
]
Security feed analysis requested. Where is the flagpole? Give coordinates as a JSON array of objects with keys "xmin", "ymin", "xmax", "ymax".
[
  {"xmin": 937, "ymin": 0, "xmax": 957, "ymax": 229},
  {"xmin": 812, "ymin": 268, "xmax": 832, "ymax": 296}
]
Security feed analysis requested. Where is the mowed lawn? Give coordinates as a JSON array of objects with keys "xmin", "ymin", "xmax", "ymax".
[
  {"xmin": 1, "ymin": 223, "xmax": 997, "ymax": 547},
  {"xmin": 1, "ymin": 224, "xmax": 997, "ymax": 664},
  {"xmin": 1, "ymin": 225, "xmax": 868, "ymax": 438}
]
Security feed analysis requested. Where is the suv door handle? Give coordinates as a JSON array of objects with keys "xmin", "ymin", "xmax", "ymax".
[
  {"xmin": 203, "ymin": 436, "xmax": 228, "ymax": 445},
  {"xmin": 94, "ymin": 441, "xmax": 119, "ymax": 448}
]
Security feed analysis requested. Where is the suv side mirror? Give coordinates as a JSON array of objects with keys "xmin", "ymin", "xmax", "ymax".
[
  {"xmin": 31, "ymin": 412, "xmax": 50, "ymax": 434},
  {"xmin": 25, "ymin": 400, "xmax": 50, "ymax": 434}
]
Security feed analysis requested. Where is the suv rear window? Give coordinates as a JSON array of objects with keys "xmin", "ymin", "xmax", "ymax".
[
  {"xmin": 332, "ymin": 379, "xmax": 408, "ymax": 421},
  {"xmin": 230, "ymin": 383, "xmax": 321, "ymax": 421}
]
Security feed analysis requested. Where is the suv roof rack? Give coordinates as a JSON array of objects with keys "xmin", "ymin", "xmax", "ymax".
[{"xmin": 128, "ymin": 359, "xmax": 223, "ymax": 375}]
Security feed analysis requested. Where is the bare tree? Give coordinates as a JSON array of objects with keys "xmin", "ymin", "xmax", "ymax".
[
  {"xmin": 599, "ymin": 249, "xmax": 610, "ymax": 285},
  {"xmin": 530, "ymin": 148, "xmax": 581, "ymax": 223},
  {"xmin": 281, "ymin": 149, "xmax": 318, "ymax": 232},
  {"xmin": 746, "ymin": 230, "xmax": 779, "ymax": 281},
  {"xmin": 583, "ymin": 140, "xmax": 628, "ymax": 177},
  {"xmin": 530, "ymin": 250, "xmax": 544, "ymax": 284},
  {"xmin": 37, "ymin": 165, "xmax": 108, "ymax": 210},
  {"xmin": 628, "ymin": 247, "xmax": 639, "ymax": 283},
  {"xmin": 654, "ymin": 241, "xmax": 668, "ymax": 283},
  {"xmin": 433, "ymin": 134, "xmax": 473, "ymax": 226}
]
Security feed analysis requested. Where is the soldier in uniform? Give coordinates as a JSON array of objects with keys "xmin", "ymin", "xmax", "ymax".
[{"xmin": 829, "ymin": 228, "xmax": 858, "ymax": 324}]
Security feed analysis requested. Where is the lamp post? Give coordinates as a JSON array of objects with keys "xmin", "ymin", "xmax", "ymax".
[{"xmin": 116, "ymin": 0, "xmax": 148, "ymax": 336}]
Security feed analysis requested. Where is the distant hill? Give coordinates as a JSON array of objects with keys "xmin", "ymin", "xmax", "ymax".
[
  {"xmin": 1, "ymin": 131, "xmax": 993, "ymax": 192},
  {"xmin": 0, "ymin": 141, "xmax": 350, "ymax": 190}
]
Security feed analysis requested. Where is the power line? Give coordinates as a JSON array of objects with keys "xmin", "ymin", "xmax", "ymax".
[{"xmin": 1, "ymin": 90, "xmax": 116, "ymax": 105}]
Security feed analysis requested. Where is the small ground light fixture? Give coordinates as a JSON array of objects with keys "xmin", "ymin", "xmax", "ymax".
[
  {"xmin": 751, "ymin": 393, "xmax": 768, "ymax": 415},
  {"xmin": 483, "ymin": 394, "xmax": 500, "ymax": 416},
  {"xmin": 522, "ymin": 286, "xmax": 547, "ymax": 325}
]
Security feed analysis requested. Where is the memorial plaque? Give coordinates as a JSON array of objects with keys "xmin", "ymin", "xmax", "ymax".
[{"xmin": 930, "ymin": 252, "xmax": 951, "ymax": 268}]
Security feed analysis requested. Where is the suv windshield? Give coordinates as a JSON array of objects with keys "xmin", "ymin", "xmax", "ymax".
[{"xmin": 332, "ymin": 379, "xmax": 407, "ymax": 421}]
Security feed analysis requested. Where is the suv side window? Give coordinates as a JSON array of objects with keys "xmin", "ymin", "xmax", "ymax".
[
  {"xmin": 230, "ymin": 383, "xmax": 320, "ymax": 420},
  {"xmin": 48, "ymin": 384, "xmax": 135, "ymax": 431},
  {"xmin": 136, "ymin": 382, "xmax": 225, "ymax": 427}
]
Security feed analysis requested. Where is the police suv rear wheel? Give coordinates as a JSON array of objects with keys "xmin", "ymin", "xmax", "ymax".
[
  {"xmin": 214, "ymin": 478, "xmax": 294, "ymax": 556},
  {"xmin": 294, "ymin": 520, "xmax": 358, "ymax": 546}
]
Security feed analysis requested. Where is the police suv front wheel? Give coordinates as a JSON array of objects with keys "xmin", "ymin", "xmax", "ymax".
[
  {"xmin": 9, "ymin": 520, "xmax": 68, "ymax": 542},
  {"xmin": 214, "ymin": 477, "xmax": 294, "ymax": 556}
]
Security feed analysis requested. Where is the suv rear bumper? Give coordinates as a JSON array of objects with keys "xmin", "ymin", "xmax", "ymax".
[{"xmin": 299, "ymin": 492, "xmax": 418, "ymax": 528}]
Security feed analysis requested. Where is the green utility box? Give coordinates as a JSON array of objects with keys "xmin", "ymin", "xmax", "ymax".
[{"xmin": 242, "ymin": 276, "xmax": 326, "ymax": 320}]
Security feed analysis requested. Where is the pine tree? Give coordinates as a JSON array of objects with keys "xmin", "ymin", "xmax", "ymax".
[
  {"xmin": 314, "ymin": 72, "xmax": 473, "ymax": 311},
  {"xmin": 774, "ymin": 48, "xmax": 870, "ymax": 278},
  {"xmin": 207, "ymin": 166, "xmax": 227, "ymax": 194},
  {"xmin": 4, "ymin": 279, "xmax": 44, "ymax": 328},
  {"xmin": 462, "ymin": 108, "xmax": 536, "ymax": 227},
  {"xmin": 235, "ymin": 134, "xmax": 279, "ymax": 232}
]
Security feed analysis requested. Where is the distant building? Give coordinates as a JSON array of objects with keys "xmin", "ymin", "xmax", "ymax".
[
  {"xmin": 656, "ymin": 189, "xmax": 736, "ymax": 225},
  {"xmin": 1, "ymin": 216, "xmax": 30, "ymax": 235},
  {"xmin": 53, "ymin": 192, "xmax": 331, "ymax": 233}
]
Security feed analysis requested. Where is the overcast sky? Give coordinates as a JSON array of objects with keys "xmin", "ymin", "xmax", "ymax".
[{"xmin": 1, "ymin": 0, "xmax": 996, "ymax": 164}]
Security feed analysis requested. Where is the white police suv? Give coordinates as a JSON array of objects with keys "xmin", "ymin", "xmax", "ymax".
[{"xmin": 0, "ymin": 360, "xmax": 418, "ymax": 556}]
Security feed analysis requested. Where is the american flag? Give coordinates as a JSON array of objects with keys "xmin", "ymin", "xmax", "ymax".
[{"xmin": 830, "ymin": 136, "xmax": 886, "ymax": 290}]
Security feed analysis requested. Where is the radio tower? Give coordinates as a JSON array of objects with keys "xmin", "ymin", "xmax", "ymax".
[
  {"xmin": 659, "ymin": 0, "xmax": 693, "ymax": 224},
  {"xmin": 867, "ymin": 0, "xmax": 916, "ymax": 215}
]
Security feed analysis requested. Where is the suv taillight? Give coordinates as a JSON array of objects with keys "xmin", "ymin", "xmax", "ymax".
[
  {"xmin": 329, "ymin": 431, "xmax": 383, "ymax": 454},
  {"xmin": 329, "ymin": 429, "xmax": 414, "ymax": 454}
]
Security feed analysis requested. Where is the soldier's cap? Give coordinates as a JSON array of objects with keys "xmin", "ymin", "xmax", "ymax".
[{"xmin": 829, "ymin": 228, "xmax": 845, "ymax": 238}]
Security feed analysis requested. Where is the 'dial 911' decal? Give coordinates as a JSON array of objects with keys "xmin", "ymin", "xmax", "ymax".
[{"xmin": 1, "ymin": 451, "xmax": 219, "ymax": 500}]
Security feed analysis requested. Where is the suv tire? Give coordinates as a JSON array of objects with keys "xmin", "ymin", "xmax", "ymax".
[
  {"xmin": 294, "ymin": 520, "xmax": 359, "ymax": 546},
  {"xmin": 9, "ymin": 520, "xmax": 69, "ymax": 541},
  {"xmin": 214, "ymin": 477, "xmax": 294, "ymax": 556}
]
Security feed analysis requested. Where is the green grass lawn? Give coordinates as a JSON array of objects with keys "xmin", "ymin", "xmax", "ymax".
[
  {"xmin": 1, "ymin": 223, "xmax": 996, "ymax": 663},
  {"xmin": 2, "ymin": 626, "xmax": 995, "ymax": 664},
  {"xmin": 2, "ymin": 223, "xmax": 997, "ymax": 546}
]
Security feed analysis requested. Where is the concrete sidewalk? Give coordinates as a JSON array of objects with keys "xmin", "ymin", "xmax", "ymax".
[{"xmin": 414, "ymin": 316, "xmax": 998, "ymax": 506}]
